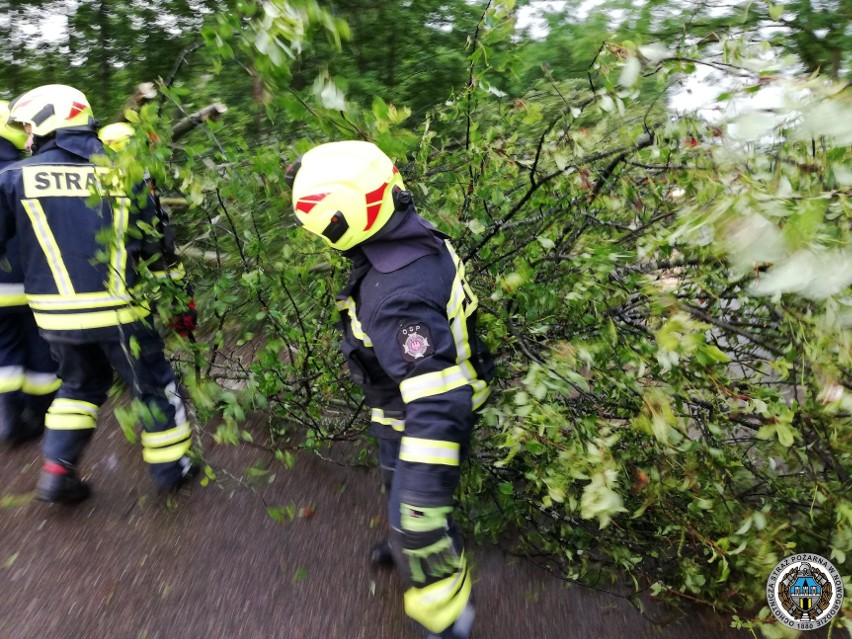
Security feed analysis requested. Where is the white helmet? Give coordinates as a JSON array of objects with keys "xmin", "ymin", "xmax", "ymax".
[{"xmin": 8, "ymin": 84, "xmax": 95, "ymax": 137}]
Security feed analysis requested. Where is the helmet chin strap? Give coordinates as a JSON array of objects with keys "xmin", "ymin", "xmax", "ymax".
[{"xmin": 28, "ymin": 132, "xmax": 53, "ymax": 154}]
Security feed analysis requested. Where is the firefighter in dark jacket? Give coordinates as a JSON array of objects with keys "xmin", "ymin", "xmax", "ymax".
[
  {"xmin": 288, "ymin": 140, "xmax": 493, "ymax": 639},
  {"xmin": 0, "ymin": 84, "xmax": 196, "ymax": 503},
  {"xmin": 0, "ymin": 100, "xmax": 59, "ymax": 445}
]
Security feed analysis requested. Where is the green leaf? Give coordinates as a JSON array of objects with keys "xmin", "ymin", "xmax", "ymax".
[
  {"xmin": 697, "ymin": 345, "xmax": 730, "ymax": 365},
  {"xmin": 580, "ymin": 471, "xmax": 627, "ymax": 529},
  {"xmin": 292, "ymin": 567, "xmax": 308, "ymax": 583},
  {"xmin": 525, "ymin": 439, "xmax": 545, "ymax": 455},
  {"xmin": 266, "ymin": 506, "xmax": 288, "ymax": 523},
  {"xmin": 536, "ymin": 236, "xmax": 555, "ymax": 250}
]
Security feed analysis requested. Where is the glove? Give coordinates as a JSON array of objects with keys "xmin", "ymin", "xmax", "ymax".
[
  {"xmin": 400, "ymin": 505, "xmax": 464, "ymax": 585},
  {"xmin": 168, "ymin": 299, "xmax": 197, "ymax": 336},
  {"xmin": 399, "ymin": 505, "xmax": 472, "ymax": 636}
]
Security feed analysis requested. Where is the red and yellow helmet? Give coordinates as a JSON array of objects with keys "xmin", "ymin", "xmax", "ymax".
[
  {"xmin": 289, "ymin": 140, "xmax": 405, "ymax": 251},
  {"xmin": 0, "ymin": 100, "xmax": 28, "ymax": 150},
  {"xmin": 8, "ymin": 84, "xmax": 95, "ymax": 137},
  {"xmin": 98, "ymin": 121, "xmax": 135, "ymax": 151}
]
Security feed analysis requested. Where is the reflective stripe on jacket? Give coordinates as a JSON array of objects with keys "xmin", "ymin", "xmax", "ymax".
[
  {"xmin": 0, "ymin": 149, "xmax": 27, "ymax": 312},
  {"xmin": 336, "ymin": 231, "xmax": 493, "ymax": 448},
  {"xmin": 0, "ymin": 137, "xmax": 183, "ymax": 338}
]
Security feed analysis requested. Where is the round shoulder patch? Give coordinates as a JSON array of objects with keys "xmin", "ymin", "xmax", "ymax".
[{"xmin": 397, "ymin": 322, "xmax": 434, "ymax": 362}]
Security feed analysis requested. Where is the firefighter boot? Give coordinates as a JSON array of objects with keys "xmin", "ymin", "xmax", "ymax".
[
  {"xmin": 0, "ymin": 392, "xmax": 26, "ymax": 445},
  {"xmin": 17, "ymin": 392, "xmax": 54, "ymax": 444},
  {"xmin": 158, "ymin": 455, "xmax": 199, "ymax": 492},
  {"xmin": 176, "ymin": 455, "xmax": 200, "ymax": 487},
  {"xmin": 425, "ymin": 599, "xmax": 475, "ymax": 639},
  {"xmin": 11, "ymin": 410, "xmax": 45, "ymax": 445},
  {"xmin": 7, "ymin": 402, "xmax": 48, "ymax": 445},
  {"xmin": 0, "ymin": 418, "xmax": 43, "ymax": 446},
  {"xmin": 36, "ymin": 460, "xmax": 91, "ymax": 504},
  {"xmin": 370, "ymin": 539, "xmax": 395, "ymax": 568}
]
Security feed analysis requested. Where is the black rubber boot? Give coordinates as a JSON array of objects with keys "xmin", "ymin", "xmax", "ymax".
[
  {"xmin": 6, "ymin": 406, "xmax": 45, "ymax": 445},
  {"xmin": 1, "ymin": 419, "xmax": 43, "ymax": 446},
  {"xmin": 370, "ymin": 539, "xmax": 395, "ymax": 568},
  {"xmin": 36, "ymin": 460, "xmax": 91, "ymax": 504},
  {"xmin": 176, "ymin": 456, "xmax": 200, "ymax": 487},
  {"xmin": 157, "ymin": 456, "xmax": 199, "ymax": 492},
  {"xmin": 0, "ymin": 393, "xmax": 26, "ymax": 445}
]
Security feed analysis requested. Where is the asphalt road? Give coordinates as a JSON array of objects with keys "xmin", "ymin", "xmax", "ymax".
[{"xmin": 0, "ymin": 413, "xmax": 768, "ymax": 639}]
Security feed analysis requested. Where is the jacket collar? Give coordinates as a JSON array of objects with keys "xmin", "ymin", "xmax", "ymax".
[
  {"xmin": 359, "ymin": 206, "xmax": 445, "ymax": 274},
  {"xmin": 33, "ymin": 128, "xmax": 105, "ymax": 160}
]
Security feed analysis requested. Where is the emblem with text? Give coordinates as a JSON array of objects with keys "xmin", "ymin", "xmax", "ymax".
[
  {"xmin": 397, "ymin": 323, "xmax": 433, "ymax": 362},
  {"xmin": 766, "ymin": 553, "xmax": 844, "ymax": 631}
]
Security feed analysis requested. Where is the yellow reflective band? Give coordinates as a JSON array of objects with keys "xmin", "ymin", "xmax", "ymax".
[
  {"xmin": 26, "ymin": 291, "xmax": 139, "ymax": 310},
  {"xmin": 141, "ymin": 422, "xmax": 192, "ymax": 448},
  {"xmin": 400, "ymin": 362, "xmax": 476, "ymax": 404},
  {"xmin": 446, "ymin": 241, "xmax": 478, "ymax": 365},
  {"xmin": 22, "ymin": 372, "xmax": 61, "ymax": 395},
  {"xmin": 471, "ymin": 379, "xmax": 491, "ymax": 411},
  {"xmin": 142, "ymin": 438, "xmax": 191, "ymax": 464},
  {"xmin": 22, "ymin": 199, "xmax": 75, "ymax": 296},
  {"xmin": 335, "ymin": 296, "xmax": 372, "ymax": 346},
  {"xmin": 445, "ymin": 241, "xmax": 478, "ymax": 316},
  {"xmin": 0, "ymin": 366, "xmax": 25, "ymax": 393},
  {"xmin": 45, "ymin": 412, "xmax": 96, "ymax": 431},
  {"xmin": 449, "ymin": 302, "xmax": 472, "ymax": 363},
  {"xmin": 108, "ymin": 196, "xmax": 130, "ymax": 295},
  {"xmin": 33, "ymin": 305, "xmax": 150, "ymax": 330},
  {"xmin": 399, "ymin": 436, "xmax": 460, "ymax": 466},
  {"xmin": 461, "ymin": 278, "xmax": 478, "ymax": 318},
  {"xmin": 0, "ymin": 283, "xmax": 27, "ymax": 306},
  {"xmin": 371, "ymin": 407, "xmax": 405, "ymax": 432},
  {"xmin": 51, "ymin": 398, "xmax": 99, "ymax": 416},
  {"xmin": 403, "ymin": 559, "xmax": 471, "ymax": 633},
  {"xmin": 446, "ymin": 279, "xmax": 465, "ymax": 320}
]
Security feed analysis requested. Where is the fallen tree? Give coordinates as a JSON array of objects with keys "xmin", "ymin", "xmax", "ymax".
[{"xmin": 107, "ymin": 5, "xmax": 850, "ymax": 638}]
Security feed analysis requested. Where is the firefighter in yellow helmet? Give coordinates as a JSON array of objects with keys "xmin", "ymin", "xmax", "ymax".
[
  {"xmin": 97, "ymin": 120, "xmax": 197, "ymax": 336},
  {"xmin": 288, "ymin": 140, "xmax": 493, "ymax": 639},
  {"xmin": 0, "ymin": 84, "xmax": 197, "ymax": 502},
  {"xmin": 0, "ymin": 99, "xmax": 60, "ymax": 445}
]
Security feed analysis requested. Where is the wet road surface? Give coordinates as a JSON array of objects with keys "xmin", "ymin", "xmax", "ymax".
[{"xmin": 1, "ymin": 413, "xmax": 767, "ymax": 639}]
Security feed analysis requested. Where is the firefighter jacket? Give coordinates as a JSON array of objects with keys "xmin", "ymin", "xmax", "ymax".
[
  {"xmin": 0, "ymin": 139, "xmax": 26, "ymax": 313},
  {"xmin": 336, "ymin": 207, "xmax": 494, "ymax": 484},
  {"xmin": 0, "ymin": 129, "xmax": 185, "ymax": 341}
]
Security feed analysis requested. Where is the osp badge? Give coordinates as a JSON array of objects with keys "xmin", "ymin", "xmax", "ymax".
[
  {"xmin": 397, "ymin": 323, "xmax": 433, "ymax": 362},
  {"xmin": 766, "ymin": 553, "xmax": 844, "ymax": 631}
]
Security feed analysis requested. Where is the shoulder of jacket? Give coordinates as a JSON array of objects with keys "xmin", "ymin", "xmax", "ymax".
[
  {"xmin": 364, "ymin": 251, "xmax": 446, "ymax": 289},
  {"xmin": 360, "ymin": 259, "xmax": 451, "ymax": 321}
]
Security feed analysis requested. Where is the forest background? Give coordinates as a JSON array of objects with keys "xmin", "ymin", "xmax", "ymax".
[{"xmin": 0, "ymin": 1, "xmax": 850, "ymax": 637}]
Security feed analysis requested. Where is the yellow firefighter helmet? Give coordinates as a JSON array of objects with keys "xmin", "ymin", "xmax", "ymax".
[
  {"xmin": 98, "ymin": 121, "xmax": 135, "ymax": 151},
  {"xmin": 289, "ymin": 140, "xmax": 406, "ymax": 251}
]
